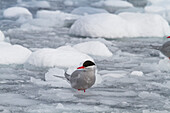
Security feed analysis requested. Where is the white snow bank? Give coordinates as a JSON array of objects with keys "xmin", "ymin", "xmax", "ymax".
[
  {"xmin": 71, "ymin": 7, "xmax": 108, "ymax": 15},
  {"xmin": 130, "ymin": 71, "xmax": 143, "ymax": 76},
  {"xmin": 0, "ymin": 42, "xmax": 32, "ymax": 65},
  {"xmin": 3, "ymin": 7, "xmax": 32, "ymax": 22},
  {"xmin": 0, "ymin": 30, "xmax": 5, "ymax": 41},
  {"xmin": 27, "ymin": 46, "xmax": 93, "ymax": 68},
  {"xmin": 70, "ymin": 13, "xmax": 170, "ymax": 38},
  {"xmin": 145, "ymin": 0, "xmax": 170, "ymax": 23},
  {"xmin": 73, "ymin": 41, "xmax": 112, "ymax": 57},
  {"xmin": 91, "ymin": 0, "xmax": 133, "ymax": 13}
]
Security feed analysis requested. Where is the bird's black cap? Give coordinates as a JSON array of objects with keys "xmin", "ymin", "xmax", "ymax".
[{"xmin": 83, "ymin": 60, "xmax": 95, "ymax": 67}]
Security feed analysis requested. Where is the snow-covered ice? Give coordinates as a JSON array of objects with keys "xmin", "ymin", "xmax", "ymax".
[
  {"xmin": 70, "ymin": 13, "xmax": 170, "ymax": 38},
  {"xmin": 3, "ymin": 7, "xmax": 32, "ymax": 23},
  {"xmin": 73, "ymin": 41, "xmax": 113, "ymax": 57},
  {"xmin": 0, "ymin": 42, "xmax": 31, "ymax": 65},
  {"xmin": 27, "ymin": 45, "xmax": 93, "ymax": 67},
  {"xmin": 0, "ymin": 30, "xmax": 5, "ymax": 41},
  {"xmin": 91, "ymin": 0, "xmax": 133, "ymax": 13},
  {"xmin": 1, "ymin": 0, "xmax": 170, "ymax": 113},
  {"xmin": 71, "ymin": 7, "xmax": 108, "ymax": 15}
]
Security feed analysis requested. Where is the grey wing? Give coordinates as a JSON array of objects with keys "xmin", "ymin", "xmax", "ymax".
[{"xmin": 64, "ymin": 71, "xmax": 71, "ymax": 81}]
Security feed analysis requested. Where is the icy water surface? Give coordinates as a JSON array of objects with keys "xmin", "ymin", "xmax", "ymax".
[{"xmin": 0, "ymin": 0, "xmax": 170, "ymax": 113}]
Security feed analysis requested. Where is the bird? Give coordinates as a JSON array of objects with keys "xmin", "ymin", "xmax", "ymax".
[
  {"xmin": 160, "ymin": 36, "xmax": 170, "ymax": 59},
  {"xmin": 65, "ymin": 60, "xmax": 96, "ymax": 92}
]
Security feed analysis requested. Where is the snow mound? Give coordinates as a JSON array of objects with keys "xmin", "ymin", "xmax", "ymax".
[
  {"xmin": 145, "ymin": 0, "xmax": 170, "ymax": 23},
  {"xmin": 0, "ymin": 30, "xmax": 5, "ymax": 41},
  {"xmin": 91, "ymin": 0, "xmax": 133, "ymax": 13},
  {"xmin": 130, "ymin": 71, "xmax": 143, "ymax": 76},
  {"xmin": 73, "ymin": 41, "xmax": 112, "ymax": 57},
  {"xmin": 71, "ymin": 7, "xmax": 108, "ymax": 15},
  {"xmin": 3, "ymin": 7, "xmax": 32, "ymax": 22},
  {"xmin": 27, "ymin": 46, "xmax": 93, "ymax": 68},
  {"xmin": 0, "ymin": 42, "xmax": 32, "ymax": 65},
  {"xmin": 70, "ymin": 13, "xmax": 170, "ymax": 38}
]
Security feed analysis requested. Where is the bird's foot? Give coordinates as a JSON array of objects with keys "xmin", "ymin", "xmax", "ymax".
[{"xmin": 78, "ymin": 89, "xmax": 86, "ymax": 92}]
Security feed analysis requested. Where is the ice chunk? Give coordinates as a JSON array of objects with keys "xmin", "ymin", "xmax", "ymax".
[
  {"xmin": 45, "ymin": 67, "xmax": 69, "ymax": 87},
  {"xmin": 36, "ymin": 10, "xmax": 80, "ymax": 27},
  {"xmin": 91, "ymin": 0, "xmax": 133, "ymax": 13},
  {"xmin": 0, "ymin": 30, "xmax": 5, "ymax": 41},
  {"xmin": 27, "ymin": 45, "xmax": 93, "ymax": 68},
  {"xmin": 3, "ymin": 7, "xmax": 32, "ymax": 23},
  {"xmin": 0, "ymin": 42, "xmax": 32, "ymax": 65},
  {"xmin": 56, "ymin": 103, "xmax": 64, "ymax": 109},
  {"xmin": 70, "ymin": 13, "xmax": 170, "ymax": 38},
  {"xmin": 19, "ymin": 1, "xmax": 50, "ymax": 9},
  {"xmin": 73, "ymin": 41, "xmax": 112, "ymax": 57},
  {"xmin": 158, "ymin": 58, "xmax": 170, "ymax": 72},
  {"xmin": 130, "ymin": 71, "xmax": 143, "ymax": 76},
  {"xmin": 145, "ymin": 0, "xmax": 170, "ymax": 23},
  {"xmin": 71, "ymin": 7, "xmax": 108, "ymax": 15}
]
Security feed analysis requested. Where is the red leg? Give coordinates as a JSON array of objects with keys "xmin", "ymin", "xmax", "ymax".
[
  {"xmin": 169, "ymin": 57, "xmax": 170, "ymax": 59},
  {"xmin": 84, "ymin": 89, "xmax": 85, "ymax": 92},
  {"xmin": 78, "ymin": 89, "xmax": 80, "ymax": 91}
]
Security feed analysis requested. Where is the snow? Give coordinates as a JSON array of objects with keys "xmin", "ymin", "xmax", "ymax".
[
  {"xmin": 130, "ymin": 71, "xmax": 143, "ymax": 76},
  {"xmin": 91, "ymin": 0, "xmax": 133, "ymax": 13},
  {"xmin": 71, "ymin": 7, "xmax": 108, "ymax": 15},
  {"xmin": 3, "ymin": 7, "xmax": 32, "ymax": 22},
  {"xmin": 145, "ymin": 0, "xmax": 170, "ymax": 23},
  {"xmin": 27, "ymin": 46, "xmax": 93, "ymax": 68},
  {"xmin": 0, "ymin": 42, "xmax": 32, "ymax": 65},
  {"xmin": 0, "ymin": 30, "xmax": 5, "ymax": 41},
  {"xmin": 73, "ymin": 41, "xmax": 113, "ymax": 57},
  {"xmin": 70, "ymin": 13, "xmax": 170, "ymax": 38}
]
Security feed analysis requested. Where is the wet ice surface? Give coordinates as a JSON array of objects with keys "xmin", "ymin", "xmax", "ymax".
[{"xmin": 1, "ymin": 0, "xmax": 170, "ymax": 113}]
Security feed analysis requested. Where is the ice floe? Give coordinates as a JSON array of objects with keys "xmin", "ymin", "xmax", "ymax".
[
  {"xmin": 0, "ymin": 42, "xmax": 32, "ymax": 65},
  {"xmin": 70, "ymin": 13, "xmax": 170, "ymax": 38},
  {"xmin": 91, "ymin": 0, "xmax": 133, "ymax": 13},
  {"xmin": 71, "ymin": 7, "xmax": 108, "ymax": 15},
  {"xmin": 27, "ymin": 45, "xmax": 93, "ymax": 68},
  {"xmin": 0, "ymin": 30, "xmax": 5, "ymax": 41},
  {"xmin": 130, "ymin": 71, "xmax": 143, "ymax": 76},
  {"xmin": 3, "ymin": 7, "xmax": 32, "ymax": 23},
  {"xmin": 145, "ymin": 0, "xmax": 170, "ymax": 23},
  {"xmin": 73, "ymin": 41, "xmax": 113, "ymax": 57}
]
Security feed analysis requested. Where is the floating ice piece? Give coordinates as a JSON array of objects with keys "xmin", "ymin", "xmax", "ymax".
[
  {"xmin": 70, "ymin": 13, "xmax": 170, "ymax": 38},
  {"xmin": 56, "ymin": 103, "xmax": 64, "ymax": 109},
  {"xmin": 0, "ymin": 30, "xmax": 5, "ymax": 41},
  {"xmin": 19, "ymin": 0, "xmax": 50, "ymax": 9},
  {"xmin": 71, "ymin": 7, "xmax": 108, "ymax": 15},
  {"xmin": 3, "ymin": 7, "xmax": 32, "ymax": 23},
  {"xmin": 45, "ymin": 67, "xmax": 69, "ymax": 87},
  {"xmin": 145, "ymin": 0, "xmax": 170, "ymax": 23},
  {"xmin": 158, "ymin": 58, "xmax": 170, "ymax": 72},
  {"xmin": 27, "ymin": 46, "xmax": 93, "ymax": 68},
  {"xmin": 91, "ymin": 0, "xmax": 133, "ymax": 13},
  {"xmin": 130, "ymin": 71, "xmax": 143, "ymax": 76},
  {"xmin": 0, "ymin": 42, "xmax": 31, "ymax": 65},
  {"xmin": 73, "ymin": 41, "xmax": 112, "ymax": 57},
  {"xmin": 36, "ymin": 10, "xmax": 80, "ymax": 27}
]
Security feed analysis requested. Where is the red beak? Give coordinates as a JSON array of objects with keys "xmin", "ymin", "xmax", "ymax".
[
  {"xmin": 167, "ymin": 36, "xmax": 170, "ymax": 38},
  {"xmin": 77, "ymin": 66, "xmax": 85, "ymax": 69}
]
